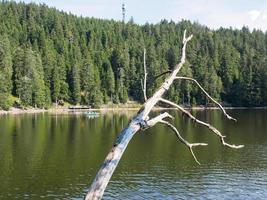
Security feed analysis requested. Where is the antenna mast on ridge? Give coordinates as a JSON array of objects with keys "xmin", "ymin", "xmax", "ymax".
[{"xmin": 122, "ymin": 3, "xmax": 126, "ymax": 22}]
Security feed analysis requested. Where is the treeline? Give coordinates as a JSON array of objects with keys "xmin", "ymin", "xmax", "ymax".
[{"xmin": 0, "ymin": 1, "xmax": 267, "ymax": 110}]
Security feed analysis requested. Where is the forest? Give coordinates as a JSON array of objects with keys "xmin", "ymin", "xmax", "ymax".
[{"xmin": 0, "ymin": 1, "xmax": 267, "ymax": 110}]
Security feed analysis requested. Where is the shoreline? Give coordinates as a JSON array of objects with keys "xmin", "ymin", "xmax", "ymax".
[{"xmin": 1, "ymin": 106, "xmax": 267, "ymax": 115}]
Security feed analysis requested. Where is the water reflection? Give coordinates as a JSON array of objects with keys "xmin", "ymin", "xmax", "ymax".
[{"xmin": 0, "ymin": 109, "xmax": 266, "ymax": 199}]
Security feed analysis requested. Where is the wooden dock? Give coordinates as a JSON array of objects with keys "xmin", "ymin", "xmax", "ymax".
[{"xmin": 68, "ymin": 105, "xmax": 91, "ymax": 110}]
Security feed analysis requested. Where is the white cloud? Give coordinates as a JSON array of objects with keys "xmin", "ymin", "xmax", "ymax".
[
  {"xmin": 167, "ymin": 1, "xmax": 267, "ymax": 31},
  {"xmin": 249, "ymin": 10, "xmax": 261, "ymax": 21},
  {"xmin": 262, "ymin": 14, "xmax": 267, "ymax": 21}
]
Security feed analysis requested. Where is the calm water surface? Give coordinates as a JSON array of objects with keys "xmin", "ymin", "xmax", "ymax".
[{"xmin": 0, "ymin": 109, "xmax": 266, "ymax": 199}]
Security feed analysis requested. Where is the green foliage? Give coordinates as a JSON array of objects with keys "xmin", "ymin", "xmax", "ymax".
[
  {"xmin": 0, "ymin": 36, "xmax": 12, "ymax": 84},
  {"xmin": 103, "ymin": 58, "xmax": 115, "ymax": 98},
  {"xmin": 13, "ymin": 48, "xmax": 47, "ymax": 107},
  {"xmin": 32, "ymin": 53, "xmax": 46, "ymax": 108},
  {"xmin": 81, "ymin": 57, "xmax": 103, "ymax": 108},
  {"xmin": 71, "ymin": 63, "xmax": 81, "ymax": 105},
  {"xmin": 0, "ymin": 34, "xmax": 12, "ymax": 110},
  {"xmin": 0, "ymin": 1, "xmax": 266, "ymax": 109},
  {"xmin": 0, "ymin": 93, "xmax": 13, "ymax": 110}
]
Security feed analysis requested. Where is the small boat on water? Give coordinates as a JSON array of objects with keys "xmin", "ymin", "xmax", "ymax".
[{"xmin": 85, "ymin": 111, "xmax": 100, "ymax": 118}]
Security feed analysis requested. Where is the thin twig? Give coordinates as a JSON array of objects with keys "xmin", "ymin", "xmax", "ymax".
[
  {"xmin": 176, "ymin": 76, "xmax": 236, "ymax": 121},
  {"xmin": 160, "ymin": 120, "xmax": 207, "ymax": 165},
  {"xmin": 159, "ymin": 98, "xmax": 244, "ymax": 149}
]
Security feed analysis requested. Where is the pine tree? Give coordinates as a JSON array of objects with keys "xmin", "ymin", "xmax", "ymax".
[
  {"xmin": 32, "ymin": 53, "xmax": 46, "ymax": 108},
  {"xmin": 102, "ymin": 58, "xmax": 115, "ymax": 101},
  {"xmin": 82, "ymin": 58, "xmax": 103, "ymax": 107},
  {"xmin": 20, "ymin": 49, "xmax": 35, "ymax": 106},
  {"xmin": 51, "ymin": 64, "xmax": 60, "ymax": 103},
  {"xmin": 13, "ymin": 47, "xmax": 25, "ymax": 98},
  {"xmin": 71, "ymin": 63, "xmax": 81, "ymax": 104},
  {"xmin": 57, "ymin": 55, "xmax": 69, "ymax": 102},
  {"xmin": 0, "ymin": 35, "xmax": 13, "ymax": 110}
]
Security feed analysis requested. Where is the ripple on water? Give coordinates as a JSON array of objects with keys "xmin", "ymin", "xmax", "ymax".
[
  {"xmin": 103, "ymin": 143, "xmax": 267, "ymax": 200},
  {"xmin": 1, "ymin": 111, "xmax": 267, "ymax": 200}
]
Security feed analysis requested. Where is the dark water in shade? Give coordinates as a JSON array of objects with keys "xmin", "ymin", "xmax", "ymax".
[{"xmin": 0, "ymin": 109, "xmax": 266, "ymax": 200}]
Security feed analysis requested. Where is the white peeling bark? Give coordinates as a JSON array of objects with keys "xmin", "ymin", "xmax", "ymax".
[
  {"xmin": 142, "ymin": 48, "xmax": 148, "ymax": 101},
  {"xmin": 85, "ymin": 112, "xmax": 173, "ymax": 200},
  {"xmin": 85, "ymin": 120, "xmax": 140, "ymax": 200}
]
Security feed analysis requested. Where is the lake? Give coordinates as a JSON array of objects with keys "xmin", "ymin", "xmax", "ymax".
[{"xmin": 0, "ymin": 109, "xmax": 266, "ymax": 199}]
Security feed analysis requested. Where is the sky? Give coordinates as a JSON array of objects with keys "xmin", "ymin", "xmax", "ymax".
[{"xmin": 15, "ymin": 0, "xmax": 267, "ymax": 31}]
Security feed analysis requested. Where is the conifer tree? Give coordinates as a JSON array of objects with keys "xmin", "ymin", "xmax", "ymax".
[
  {"xmin": 0, "ymin": 35, "xmax": 13, "ymax": 110},
  {"xmin": 32, "ymin": 53, "xmax": 46, "ymax": 108},
  {"xmin": 71, "ymin": 63, "xmax": 81, "ymax": 104}
]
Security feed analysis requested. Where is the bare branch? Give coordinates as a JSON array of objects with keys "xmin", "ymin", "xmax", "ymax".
[
  {"xmin": 140, "ymin": 78, "xmax": 144, "ymax": 92},
  {"xmin": 183, "ymin": 29, "xmax": 187, "ymax": 44},
  {"xmin": 146, "ymin": 112, "xmax": 173, "ymax": 128},
  {"xmin": 142, "ymin": 48, "xmax": 148, "ymax": 101},
  {"xmin": 159, "ymin": 98, "xmax": 244, "ymax": 149},
  {"xmin": 160, "ymin": 120, "xmax": 207, "ymax": 165},
  {"xmin": 176, "ymin": 76, "xmax": 236, "ymax": 121},
  {"xmin": 180, "ymin": 32, "xmax": 193, "ymax": 64},
  {"xmin": 141, "ymin": 30, "xmax": 193, "ymax": 118},
  {"xmin": 182, "ymin": 30, "xmax": 193, "ymax": 44}
]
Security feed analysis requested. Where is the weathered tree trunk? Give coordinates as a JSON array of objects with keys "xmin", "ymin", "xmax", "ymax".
[
  {"xmin": 85, "ymin": 121, "xmax": 140, "ymax": 200},
  {"xmin": 84, "ymin": 30, "xmax": 243, "ymax": 200}
]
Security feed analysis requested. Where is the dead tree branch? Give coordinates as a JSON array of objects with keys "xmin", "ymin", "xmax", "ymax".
[
  {"xmin": 159, "ymin": 98, "xmax": 244, "ymax": 149},
  {"xmin": 175, "ymin": 76, "xmax": 236, "ymax": 121},
  {"xmin": 146, "ymin": 112, "xmax": 173, "ymax": 128},
  {"xmin": 142, "ymin": 48, "xmax": 148, "ymax": 101},
  {"xmin": 160, "ymin": 120, "xmax": 207, "ymax": 165},
  {"xmin": 84, "ymin": 30, "xmax": 243, "ymax": 200}
]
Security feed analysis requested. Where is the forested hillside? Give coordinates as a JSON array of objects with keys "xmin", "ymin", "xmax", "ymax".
[{"xmin": 0, "ymin": 1, "xmax": 267, "ymax": 109}]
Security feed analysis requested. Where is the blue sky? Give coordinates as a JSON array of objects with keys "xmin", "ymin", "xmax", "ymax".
[{"xmin": 15, "ymin": 0, "xmax": 267, "ymax": 31}]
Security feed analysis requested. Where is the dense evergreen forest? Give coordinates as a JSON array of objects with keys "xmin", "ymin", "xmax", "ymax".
[{"xmin": 0, "ymin": 1, "xmax": 267, "ymax": 109}]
